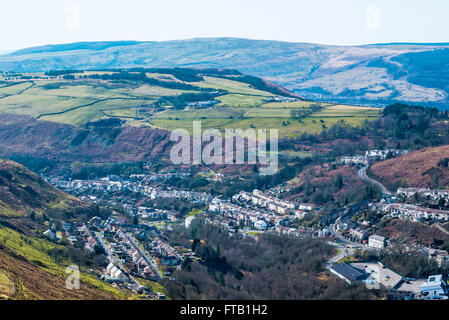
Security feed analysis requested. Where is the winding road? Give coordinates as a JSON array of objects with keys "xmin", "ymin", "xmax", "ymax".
[
  {"xmin": 326, "ymin": 241, "xmax": 357, "ymax": 266},
  {"xmin": 325, "ymin": 164, "xmax": 393, "ymax": 267},
  {"xmin": 357, "ymin": 165, "xmax": 392, "ymax": 197}
]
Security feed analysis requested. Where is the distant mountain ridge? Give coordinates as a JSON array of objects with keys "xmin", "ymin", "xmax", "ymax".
[
  {"xmin": 9, "ymin": 41, "xmax": 143, "ymax": 56},
  {"xmin": 1, "ymin": 38, "xmax": 449, "ymax": 106}
]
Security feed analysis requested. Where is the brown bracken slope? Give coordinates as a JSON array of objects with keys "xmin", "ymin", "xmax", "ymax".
[
  {"xmin": 370, "ymin": 145, "xmax": 449, "ymax": 190},
  {"xmin": 374, "ymin": 219, "xmax": 449, "ymax": 249},
  {"xmin": 0, "ymin": 114, "xmax": 173, "ymax": 166}
]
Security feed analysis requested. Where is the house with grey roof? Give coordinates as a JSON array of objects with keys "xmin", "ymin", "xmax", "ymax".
[{"xmin": 329, "ymin": 263, "xmax": 366, "ymax": 285}]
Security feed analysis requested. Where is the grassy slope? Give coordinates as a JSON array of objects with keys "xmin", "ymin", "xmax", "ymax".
[
  {"xmin": 192, "ymin": 76, "xmax": 275, "ymax": 96},
  {"xmin": 0, "ymin": 224, "xmax": 125, "ymax": 299},
  {"xmin": 0, "ymin": 159, "xmax": 80, "ymax": 217},
  {"xmin": 0, "ymin": 268, "xmax": 14, "ymax": 299},
  {"xmin": 0, "ymin": 72, "xmax": 382, "ymax": 139}
]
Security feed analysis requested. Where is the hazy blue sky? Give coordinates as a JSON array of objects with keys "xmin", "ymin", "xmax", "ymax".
[{"xmin": 1, "ymin": 0, "xmax": 448, "ymax": 51}]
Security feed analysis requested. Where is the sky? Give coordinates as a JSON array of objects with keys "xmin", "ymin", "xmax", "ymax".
[{"xmin": 1, "ymin": 0, "xmax": 449, "ymax": 51}]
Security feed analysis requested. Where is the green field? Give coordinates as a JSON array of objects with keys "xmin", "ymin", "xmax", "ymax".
[
  {"xmin": 0, "ymin": 71, "xmax": 382, "ymax": 138},
  {"xmin": 260, "ymin": 100, "xmax": 329, "ymax": 109},
  {"xmin": 149, "ymin": 103, "xmax": 381, "ymax": 137},
  {"xmin": 243, "ymin": 108, "xmax": 295, "ymax": 118},
  {"xmin": 0, "ymin": 81, "xmax": 34, "ymax": 96},
  {"xmin": 193, "ymin": 76, "xmax": 275, "ymax": 96},
  {"xmin": 0, "ymin": 93, "xmax": 95, "ymax": 117},
  {"xmin": 152, "ymin": 106, "xmax": 243, "ymax": 120},
  {"xmin": 216, "ymin": 94, "xmax": 268, "ymax": 107},
  {"xmin": 130, "ymin": 84, "xmax": 196, "ymax": 96},
  {"xmin": 309, "ymin": 104, "xmax": 381, "ymax": 118},
  {"xmin": 40, "ymin": 98, "xmax": 156, "ymax": 125}
]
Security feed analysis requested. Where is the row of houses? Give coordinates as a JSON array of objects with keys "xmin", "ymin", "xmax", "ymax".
[
  {"xmin": 186, "ymin": 100, "xmax": 218, "ymax": 108},
  {"xmin": 149, "ymin": 239, "xmax": 183, "ymax": 266},
  {"xmin": 146, "ymin": 188, "xmax": 213, "ymax": 204},
  {"xmin": 208, "ymin": 196, "xmax": 330, "ymax": 239},
  {"xmin": 365, "ymin": 149, "xmax": 408, "ymax": 160},
  {"xmin": 339, "ymin": 155, "xmax": 368, "ymax": 165},
  {"xmin": 98, "ymin": 217, "xmax": 160, "ymax": 281},
  {"xmin": 380, "ymin": 203, "xmax": 449, "ymax": 222},
  {"xmin": 270, "ymin": 96, "xmax": 299, "ymax": 103},
  {"xmin": 44, "ymin": 219, "xmax": 105, "ymax": 252},
  {"xmin": 130, "ymin": 172, "xmax": 190, "ymax": 182},
  {"xmin": 78, "ymin": 224, "xmax": 100, "ymax": 252},
  {"xmin": 137, "ymin": 207, "xmax": 180, "ymax": 222},
  {"xmin": 337, "ymin": 222, "xmax": 386, "ymax": 248},
  {"xmin": 209, "ymin": 198, "xmax": 270, "ymax": 230},
  {"xmin": 234, "ymin": 189, "xmax": 313, "ymax": 216},
  {"xmin": 112, "ymin": 228, "xmax": 160, "ymax": 281},
  {"xmin": 272, "ymin": 226, "xmax": 328, "ymax": 239},
  {"xmin": 46, "ymin": 176, "xmax": 212, "ymax": 206},
  {"xmin": 338, "ymin": 149, "xmax": 409, "ymax": 166},
  {"xmin": 397, "ymin": 187, "xmax": 449, "ymax": 201},
  {"xmin": 104, "ymin": 263, "xmax": 129, "ymax": 282},
  {"xmin": 210, "ymin": 197, "xmax": 308, "ymax": 231}
]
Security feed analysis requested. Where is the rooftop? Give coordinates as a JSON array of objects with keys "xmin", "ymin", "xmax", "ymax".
[
  {"xmin": 330, "ymin": 263, "xmax": 366, "ymax": 282},
  {"xmin": 369, "ymin": 235, "xmax": 386, "ymax": 242}
]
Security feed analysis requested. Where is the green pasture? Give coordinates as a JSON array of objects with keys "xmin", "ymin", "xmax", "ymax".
[
  {"xmin": 0, "ymin": 72, "xmax": 382, "ymax": 138},
  {"xmin": 193, "ymin": 76, "xmax": 275, "ymax": 96}
]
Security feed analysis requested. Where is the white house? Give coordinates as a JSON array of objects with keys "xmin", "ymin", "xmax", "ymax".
[
  {"xmin": 368, "ymin": 235, "xmax": 386, "ymax": 249},
  {"xmin": 185, "ymin": 216, "xmax": 195, "ymax": 228},
  {"xmin": 254, "ymin": 220, "xmax": 268, "ymax": 230},
  {"xmin": 106, "ymin": 263, "xmax": 128, "ymax": 282},
  {"xmin": 43, "ymin": 229, "xmax": 56, "ymax": 240}
]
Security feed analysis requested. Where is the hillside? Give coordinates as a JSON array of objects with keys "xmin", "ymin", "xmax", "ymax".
[
  {"xmin": 369, "ymin": 145, "xmax": 449, "ymax": 190},
  {"xmin": 0, "ymin": 159, "xmax": 80, "ymax": 216},
  {"xmin": 0, "ymin": 160, "xmax": 129, "ymax": 300},
  {"xmin": 284, "ymin": 163, "xmax": 380, "ymax": 208},
  {"xmin": 0, "ymin": 69, "xmax": 380, "ymax": 140},
  {"xmin": 0, "ymin": 114, "xmax": 173, "ymax": 165},
  {"xmin": 0, "ymin": 241, "xmax": 117, "ymax": 300},
  {"xmin": 1, "ymin": 38, "xmax": 448, "ymax": 106},
  {"xmin": 0, "ymin": 219, "xmax": 127, "ymax": 300},
  {"xmin": 374, "ymin": 219, "xmax": 449, "ymax": 250}
]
